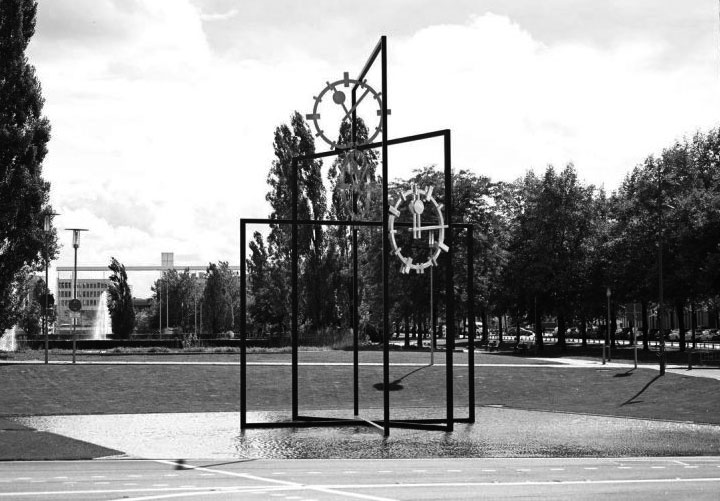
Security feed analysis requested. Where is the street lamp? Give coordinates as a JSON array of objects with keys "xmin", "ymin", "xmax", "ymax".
[
  {"xmin": 65, "ymin": 228, "xmax": 88, "ymax": 364},
  {"xmin": 43, "ymin": 212, "xmax": 59, "ymax": 364},
  {"xmin": 604, "ymin": 287, "xmax": 611, "ymax": 364}
]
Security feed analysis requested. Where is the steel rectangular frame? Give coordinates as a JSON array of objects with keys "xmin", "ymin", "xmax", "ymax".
[{"xmin": 239, "ymin": 37, "xmax": 476, "ymax": 436}]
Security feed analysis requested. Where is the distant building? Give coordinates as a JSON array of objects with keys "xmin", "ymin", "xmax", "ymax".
[{"xmin": 56, "ymin": 278, "xmax": 111, "ymax": 334}]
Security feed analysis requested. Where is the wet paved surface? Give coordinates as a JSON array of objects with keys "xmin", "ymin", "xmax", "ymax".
[{"xmin": 14, "ymin": 406, "xmax": 720, "ymax": 460}]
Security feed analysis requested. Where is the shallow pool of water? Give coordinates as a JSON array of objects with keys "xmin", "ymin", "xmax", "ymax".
[{"xmin": 15, "ymin": 407, "xmax": 720, "ymax": 459}]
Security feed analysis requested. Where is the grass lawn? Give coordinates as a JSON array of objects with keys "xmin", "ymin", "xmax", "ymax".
[{"xmin": 1, "ymin": 354, "xmax": 718, "ymax": 425}]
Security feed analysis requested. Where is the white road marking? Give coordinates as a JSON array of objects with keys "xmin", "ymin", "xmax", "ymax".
[
  {"xmin": 53, "ymin": 476, "xmax": 68, "ymax": 479},
  {"xmin": 343, "ymin": 471, "xmax": 358, "ymax": 474},
  {"xmin": 412, "ymin": 470, "xmax": 427, "ymax": 473},
  {"xmin": 684, "ymin": 466, "xmax": 699, "ymax": 469},
  {"xmin": 617, "ymin": 467, "xmax": 632, "ymax": 469},
  {"xmin": 271, "ymin": 472, "xmax": 286, "ymax": 475},
  {"xmin": 153, "ymin": 460, "xmax": 399, "ymax": 501},
  {"xmin": 651, "ymin": 466, "xmax": 665, "ymax": 469},
  {"xmin": 15, "ymin": 477, "xmax": 31, "ymax": 481},
  {"xmin": 481, "ymin": 469, "xmax": 496, "ymax": 472},
  {"xmin": 447, "ymin": 470, "xmax": 462, "ymax": 473},
  {"xmin": 550, "ymin": 468, "xmax": 565, "ymax": 471},
  {"xmin": 91, "ymin": 475, "xmax": 106, "ymax": 479},
  {"xmin": 94, "ymin": 482, "xmax": 110, "ymax": 485},
  {"xmin": 377, "ymin": 470, "xmax": 393, "ymax": 473},
  {"xmin": 516, "ymin": 469, "xmax": 531, "ymax": 472},
  {"xmin": 308, "ymin": 477, "xmax": 720, "ymax": 490},
  {"xmin": 584, "ymin": 468, "xmax": 598, "ymax": 470}
]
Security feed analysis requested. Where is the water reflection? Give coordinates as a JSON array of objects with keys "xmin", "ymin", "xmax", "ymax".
[{"xmin": 14, "ymin": 407, "xmax": 720, "ymax": 460}]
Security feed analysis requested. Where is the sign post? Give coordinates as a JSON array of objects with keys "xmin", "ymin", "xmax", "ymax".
[{"xmin": 69, "ymin": 299, "xmax": 82, "ymax": 363}]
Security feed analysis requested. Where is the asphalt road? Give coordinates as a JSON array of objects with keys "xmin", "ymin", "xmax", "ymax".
[{"xmin": 1, "ymin": 457, "xmax": 719, "ymax": 500}]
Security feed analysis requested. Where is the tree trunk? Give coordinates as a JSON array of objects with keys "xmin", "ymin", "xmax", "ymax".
[
  {"xmin": 481, "ymin": 309, "xmax": 489, "ymax": 343},
  {"xmin": 534, "ymin": 307, "xmax": 542, "ymax": 347},
  {"xmin": 691, "ymin": 302, "xmax": 696, "ymax": 349},
  {"xmin": 416, "ymin": 312, "xmax": 422, "ymax": 348},
  {"xmin": 580, "ymin": 316, "xmax": 587, "ymax": 347},
  {"xmin": 610, "ymin": 307, "xmax": 617, "ymax": 349},
  {"xmin": 404, "ymin": 315, "xmax": 410, "ymax": 348},
  {"xmin": 498, "ymin": 315, "xmax": 503, "ymax": 344},
  {"xmin": 676, "ymin": 300, "xmax": 686, "ymax": 352},
  {"xmin": 641, "ymin": 300, "xmax": 649, "ymax": 351},
  {"xmin": 557, "ymin": 313, "xmax": 566, "ymax": 350}
]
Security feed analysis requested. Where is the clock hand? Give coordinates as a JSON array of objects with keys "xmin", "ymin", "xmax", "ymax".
[{"xmin": 341, "ymin": 87, "xmax": 372, "ymax": 123}]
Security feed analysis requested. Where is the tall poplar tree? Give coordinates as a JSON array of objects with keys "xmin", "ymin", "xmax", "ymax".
[
  {"xmin": 107, "ymin": 257, "xmax": 135, "ymax": 338},
  {"xmin": 0, "ymin": 0, "xmax": 55, "ymax": 331}
]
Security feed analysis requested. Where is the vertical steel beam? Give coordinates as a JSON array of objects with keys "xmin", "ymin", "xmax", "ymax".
[
  {"xmin": 240, "ymin": 220, "xmax": 247, "ymax": 429},
  {"xmin": 292, "ymin": 157, "xmax": 299, "ymax": 419},
  {"xmin": 444, "ymin": 130, "xmax": 454, "ymax": 432},
  {"xmin": 380, "ymin": 35, "xmax": 390, "ymax": 437},
  {"xmin": 467, "ymin": 226, "xmax": 475, "ymax": 423},
  {"xmin": 353, "ymin": 227, "xmax": 359, "ymax": 416}
]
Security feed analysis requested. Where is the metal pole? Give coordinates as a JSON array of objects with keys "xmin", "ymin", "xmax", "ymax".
[
  {"xmin": 467, "ymin": 226, "xmax": 475, "ymax": 424},
  {"xmin": 240, "ymin": 220, "xmax": 247, "ymax": 429},
  {"xmin": 606, "ymin": 288, "xmax": 611, "ymax": 362},
  {"xmin": 658, "ymin": 164, "xmax": 666, "ymax": 375},
  {"xmin": 430, "ymin": 266, "xmax": 434, "ymax": 366},
  {"xmin": 633, "ymin": 303, "xmax": 638, "ymax": 369},
  {"xmin": 381, "ymin": 35, "xmax": 390, "ymax": 437},
  {"xmin": 72, "ymin": 245, "xmax": 77, "ymax": 364},
  {"xmin": 291, "ymin": 157, "xmax": 299, "ymax": 420},
  {"xmin": 159, "ymin": 280, "xmax": 162, "ymax": 335},
  {"xmin": 44, "ymin": 238, "xmax": 49, "ymax": 365},
  {"xmin": 166, "ymin": 282, "xmax": 169, "ymax": 331},
  {"xmin": 353, "ymin": 227, "xmax": 359, "ymax": 416},
  {"xmin": 444, "ymin": 130, "xmax": 454, "ymax": 432}
]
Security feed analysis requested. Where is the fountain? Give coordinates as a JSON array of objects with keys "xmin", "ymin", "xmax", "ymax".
[
  {"xmin": 92, "ymin": 291, "xmax": 111, "ymax": 340},
  {"xmin": 0, "ymin": 326, "xmax": 16, "ymax": 352}
]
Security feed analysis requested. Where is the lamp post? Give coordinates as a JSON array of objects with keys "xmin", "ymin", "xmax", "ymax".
[
  {"xmin": 43, "ymin": 212, "xmax": 59, "ymax": 364},
  {"xmin": 604, "ymin": 287, "xmax": 611, "ymax": 364},
  {"xmin": 65, "ymin": 228, "xmax": 88, "ymax": 364},
  {"xmin": 657, "ymin": 164, "xmax": 667, "ymax": 376}
]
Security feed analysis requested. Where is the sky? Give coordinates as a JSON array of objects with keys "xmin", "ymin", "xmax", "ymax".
[{"xmin": 27, "ymin": 0, "xmax": 720, "ymax": 297}]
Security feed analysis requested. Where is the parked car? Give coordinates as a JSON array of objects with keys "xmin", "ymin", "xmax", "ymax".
[
  {"xmin": 667, "ymin": 329, "xmax": 692, "ymax": 341},
  {"xmin": 697, "ymin": 330, "xmax": 714, "ymax": 342},
  {"xmin": 506, "ymin": 326, "xmax": 534, "ymax": 337}
]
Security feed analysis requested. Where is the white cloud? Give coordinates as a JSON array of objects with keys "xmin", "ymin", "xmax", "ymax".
[{"xmin": 29, "ymin": 3, "xmax": 719, "ymax": 296}]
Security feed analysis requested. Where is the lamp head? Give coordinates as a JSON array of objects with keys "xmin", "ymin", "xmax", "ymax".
[
  {"xmin": 65, "ymin": 228, "xmax": 89, "ymax": 248},
  {"xmin": 43, "ymin": 212, "xmax": 60, "ymax": 232}
]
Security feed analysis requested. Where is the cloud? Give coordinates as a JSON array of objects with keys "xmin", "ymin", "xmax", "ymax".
[
  {"xmin": 199, "ymin": 8, "xmax": 238, "ymax": 22},
  {"xmin": 27, "ymin": 2, "xmax": 720, "ymax": 297}
]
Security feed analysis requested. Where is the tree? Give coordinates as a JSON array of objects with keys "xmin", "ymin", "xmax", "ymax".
[
  {"xmin": 107, "ymin": 257, "xmax": 135, "ymax": 338},
  {"xmin": 16, "ymin": 273, "xmax": 51, "ymax": 338},
  {"xmin": 150, "ymin": 268, "xmax": 201, "ymax": 334},
  {"xmin": 202, "ymin": 261, "xmax": 237, "ymax": 334},
  {"xmin": 0, "ymin": 0, "xmax": 56, "ymax": 331}
]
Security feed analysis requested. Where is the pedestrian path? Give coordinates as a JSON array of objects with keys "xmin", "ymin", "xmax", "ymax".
[{"xmin": 534, "ymin": 356, "xmax": 720, "ymax": 381}]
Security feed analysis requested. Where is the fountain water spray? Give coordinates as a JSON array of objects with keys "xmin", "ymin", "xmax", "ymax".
[{"xmin": 92, "ymin": 291, "xmax": 111, "ymax": 340}]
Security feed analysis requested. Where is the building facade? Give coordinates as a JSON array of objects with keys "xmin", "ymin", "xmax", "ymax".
[{"xmin": 56, "ymin": 278, "xmax": 111, "ymax": 334}]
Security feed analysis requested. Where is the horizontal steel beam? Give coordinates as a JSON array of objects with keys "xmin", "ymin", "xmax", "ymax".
[{"xmin": 56, "ymin": 265, "xmax": 240, "ymax": 272}]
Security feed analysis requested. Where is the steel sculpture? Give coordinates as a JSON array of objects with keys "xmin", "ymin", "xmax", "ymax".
[{"xmin": 240, "ymin": 36, "xmax": 475, "ymax": 436}]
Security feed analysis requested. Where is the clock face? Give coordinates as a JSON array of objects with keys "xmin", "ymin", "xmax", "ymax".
[
  {"xmin": 306, "ymin": 72, "xmax": 387, "ymax": 150},
  {"xmin": 388, "ymin": 183, "xmax": 449, "ymax": 274}
]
